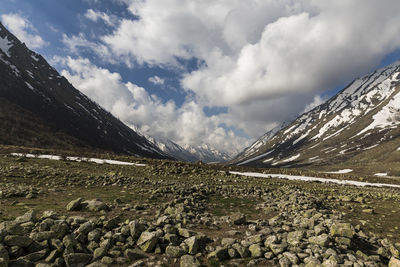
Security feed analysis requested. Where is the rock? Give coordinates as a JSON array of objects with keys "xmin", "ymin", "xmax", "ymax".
[
  {"xmin": 124, "ymin": 249, "xmax": 147, "ymax": 261},
  {"xmin": 269, "ymin": 243, "xmax": 287, "ymax": 255},
  {"xmin": 88, "ymin": 229, "xmax": 102, "ymax": 242},
  {"xmin": 165, "ymin": 245, "xmax": 184, "ymax": 258},
  {"xmin": 248, "ymin": 234, "xmax": 263, "ymax": 244},
  {"xmin": 30, "ymin": 231, "xmax": 56, "ymax": 242},
  {"xmin": 45, "ymin": 250, "xmax": 59, "ymax": 263},
  {"xmin": 230, "ymin": 213, "xmax": 246, "ymax": 225},
  {"xmin": 104, "ymin": 216, "xmax": 120, "ymax": 229},
  {"xmin": 283, "ymin": 252, "xmax": 299, "ymax": 264},
  {"xmin": 309, "ymin": 234, "xmax": 330, "ymax": 247},
  {"xmin": 249, "ymin": 244, "xmax": 264, "ymax": 258},
  {"xmin": 77, "ymin": 221, "xmax": 94, "ymax": 235},
  {"xmin": 64, "ymin": 253, "xmax": 92, "ymax": 267},
  {"xmin": 330, "ymin": 223, "xmax": 354, "ymax": 238},
  {"xmin": 287, "ymin": 230, "xmax": 305, "ymax": 246},
  {"xmin": 0, "ymin": 222, "xmax": 24, "ymax": 235},
  {"xmin": 0, "ymin": 245, "xmax": 8, "ymax": 262},
  {"xmin": 279, "ymin": 256, "xmax": 291, "ymax": 267},
  {"xmin": 4, "ymin": 235, "xmax": 33, "ymax": 247},
  {"xmin": 178, "ymin": 228, "xmax": 196, "ymax": 238},
  {"xmin": 15, "ymin": 210, "xmax": 37, "ymax": 224},
  {"xmin": 264, "ymin": 235, "xmax": 279, "ymax": 247},
  {"xmin": 184, "ymin": 236, "xmax": 199, "ymax": 254},
  {"xmin": 207, "ymin": 247, "xmax": 229, "ymax": 261},
  {"xmin": 389, "ymin": 257, "xmax": 400, "ymax": 267},
  {"xmin": 322, "ymin": 256, "xmax": 338, "ymax": 267},
  {"xmin": 22, "ymin": 249, "xmax": 48, "ymax": 262},
  {"xmin": 232, "ymin": 243, "xmax": 250, "ymax": 258},
  {"xmin": 129, "ymin": 220, "xmax": 146, "ymax": 239},
  {"xmin": 66, "ymin": 198, "xmax": 83, "ymax": 211},
  {"xmin": 221, "ymin": 238, "xmax": 236, "ymax": 247},
  {"xmin": 180, "ymin": 255, "xmax": 201, "ymax": 267},
  {"xmin": 93, "ymin": 247, "xmax": 108, "ymax": 260},
  {"xmin": 83, "ymin": 199, "xmax": 110, "ymax": 212},
  {"xmin": 137, "ymin": 231, "xmax": 158, "ymax": 253}
]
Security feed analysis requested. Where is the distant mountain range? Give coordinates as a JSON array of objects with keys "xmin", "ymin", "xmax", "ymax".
[
  {"xmin": 232, "ymin": 61, "xmax": 400, "ymax": 167},
  {"xmin": 133, "ymin": 128, "xmax": 231, "ymax": 163},
  {"xmin": 0, "ymin": 22, "xmax": 169, "ymax": 159}
]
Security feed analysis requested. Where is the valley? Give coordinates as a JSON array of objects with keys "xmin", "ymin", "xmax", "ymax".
[{"xmin": 1, "ymin": 146, "xmax": 400, "ymax": 266}]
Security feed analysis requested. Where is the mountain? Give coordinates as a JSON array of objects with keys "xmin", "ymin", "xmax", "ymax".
[
  {"xmin": 183, "ymin": 144, "xmax": 231, "ymax": 163},
  {"xmin": 0, "ymin": 22, "xmax": 169, "ymax": 159},
  {"xmin": 145, "ymin": 136, "xmax": 198, "ymax": 162},
  {"xmin": 234, "ymin": 121, "xmax": 289, "ymax": 165},
  {"xmin": 232, "ymin": 61, "xmax": 400, "ymax": 167},
  {"xmin": 132, "ymin": 126, "xmax": 230, "ymax": 163}
]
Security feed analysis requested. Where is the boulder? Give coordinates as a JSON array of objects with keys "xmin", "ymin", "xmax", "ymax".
[
  {"xmin": 137, "ymin": 231, "xmax": 158, "ymax": 253},
  {"xmin": 66, "ymin": 198, "xmax": 83, "ymax": 211},
  {"xmin": 330, "ymin": 223, "xmax": 354, "ymax": 238},
  {"xmin": 64, "ymin": 253, "xmax": 92, "ymax": 267},
  {"xmin": 4, "ymin": 235, "xmax": 33, "ymax": 247},
  {"xmin": 180, "ymin": 255, "xmax": 201, "ymax": 267},
  {"xmin": 389, "ymin": 257, "xmax": 400, "ymax": 267},
  {"xmin": 165, "ymin": 245, "xmax": 185, "ymax": 258}
]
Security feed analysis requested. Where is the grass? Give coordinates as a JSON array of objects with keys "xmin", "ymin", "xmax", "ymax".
[{"xmin": 1, "ymin": 145, "xmax": 400, "ymax": 249}]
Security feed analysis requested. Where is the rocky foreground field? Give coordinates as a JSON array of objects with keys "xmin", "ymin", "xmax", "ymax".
[{"xmin": 1, "ymin": 152, "xmax": 400, "ymax": 267}]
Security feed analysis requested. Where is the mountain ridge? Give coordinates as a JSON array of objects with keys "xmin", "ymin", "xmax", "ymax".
[
  {"xmin": 232, "ymin": 60, "xmax": 400, "ymax": 167},
  {"xmin": 0, "ymin": 22, "xmax": 170, "ymax": 159}
]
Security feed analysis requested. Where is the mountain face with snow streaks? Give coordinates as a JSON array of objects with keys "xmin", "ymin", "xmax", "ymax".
[
  {"xmin": 232, "ymin": 61, "xmax": 400, "ymax": 167},
  {"xmin": 0, "ymin": 22, "xmax": 169, "ymax": 159}
]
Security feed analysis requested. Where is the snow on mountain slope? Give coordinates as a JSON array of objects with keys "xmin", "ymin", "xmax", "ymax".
[
  {"xmin": 232, "ymin": 60, "xmax": 400, "ymax": 167},
  {"xmin": 131, "ymin": 125, "xmax": 230, "ymax": 163},
  {"xmin": 183, "ymin": 144, "xmax": 231, "ymax": 163}
]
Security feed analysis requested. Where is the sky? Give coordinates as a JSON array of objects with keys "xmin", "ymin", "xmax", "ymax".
[{"xmin": 1, "ymin": 0, "xmax": 400, "ymax": 155}]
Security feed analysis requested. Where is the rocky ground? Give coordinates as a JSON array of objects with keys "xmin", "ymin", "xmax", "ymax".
[{"xmin": 1, "ymin": 152, "xmax": 400, "ymax": 266}]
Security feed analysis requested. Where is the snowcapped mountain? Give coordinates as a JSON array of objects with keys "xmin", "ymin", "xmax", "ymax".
[
  {"xmin": 183, "ymin": 144, "xmax": 231, "ymax": 163},
  {"xmin": 0, "ymin": 22, "xmax": 170, "ymax": 159},
  {"xmin": 234, "ymin": 121, "xmax": 289, "ymax": 165},
  {"xmin": 130, "ymin": 125, "xmax": 230, "ymax": 163},
  {"xmin": 232, "ymin": 61, "xmax": 400, "ymax": 167}
]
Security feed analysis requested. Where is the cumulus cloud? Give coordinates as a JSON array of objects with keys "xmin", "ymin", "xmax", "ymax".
[
  {"xmin": 58, "ymin": 57, "xmax": 250, "ymax": 154},
  {"xmin": 1, "ymin": 13, "xmax": 47, "ymax": 49},
  {"xmin": 100, "ymin": 0, "xmax": 400, "ymax": 123},
  {"xmin": 148, "ymin": 75, "xmax": 165, "ymax": 85},
  {"xmin": 58, "ymin": 1, "xmax": 400, "ymax": 153},
  {"xmin": 84, "ymin": 9, "xmax": 116, "ymax": 27}
]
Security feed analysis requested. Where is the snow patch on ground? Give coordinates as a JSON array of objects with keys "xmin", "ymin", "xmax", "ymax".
[
  {"xmin": 374, "ymin": 173, "xmax": 388, "ymax": 177},
  {"xmin": 230, "ymin": 172, "xmax": 400, "ymax": 189},
  {"xmin": 10, "ymin": 153, "xmax": 146, "ymax": 166},
  {"xmin": 237, "ymin": 150, "xmax": 274, "ymax": 165},
  {"xmin": 324, "ymin": 169, "xmax": 353, "ymax": 174}
]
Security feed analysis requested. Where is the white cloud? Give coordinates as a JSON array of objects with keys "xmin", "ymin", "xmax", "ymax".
[
  {"xmin": 1, "ymin": 13, "xmax": 47, "ymax": 49},
  {"xmin": 99, "ymin": 0, "xmax": 400, "ymax": 134},
  {"xmin": 148, "ymin": 75, "xmax": 165, "ymax": 85},
  {"xmin": 59, "ymin": 57, "xmax": 250, "ymax": 154},
  {"xmin": 303, "ymin": 95, "xmax": 327, "ymax": 113},
  {"xmin": 84, "ymin": 9, "xmax": 116, "ymax": 27},
  {"xmin": 61, "ymin": 33, "xmax": 118, "ymax": 64}
]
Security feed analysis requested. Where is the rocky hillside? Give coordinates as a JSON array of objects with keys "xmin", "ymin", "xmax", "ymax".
[
  {"xmin": 0, "ymin": 23, "xmax": 169, "ymax": 159},
  {"xmin": 233, "ymin": 61, "xmax": 400, "ymax": 168}
]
